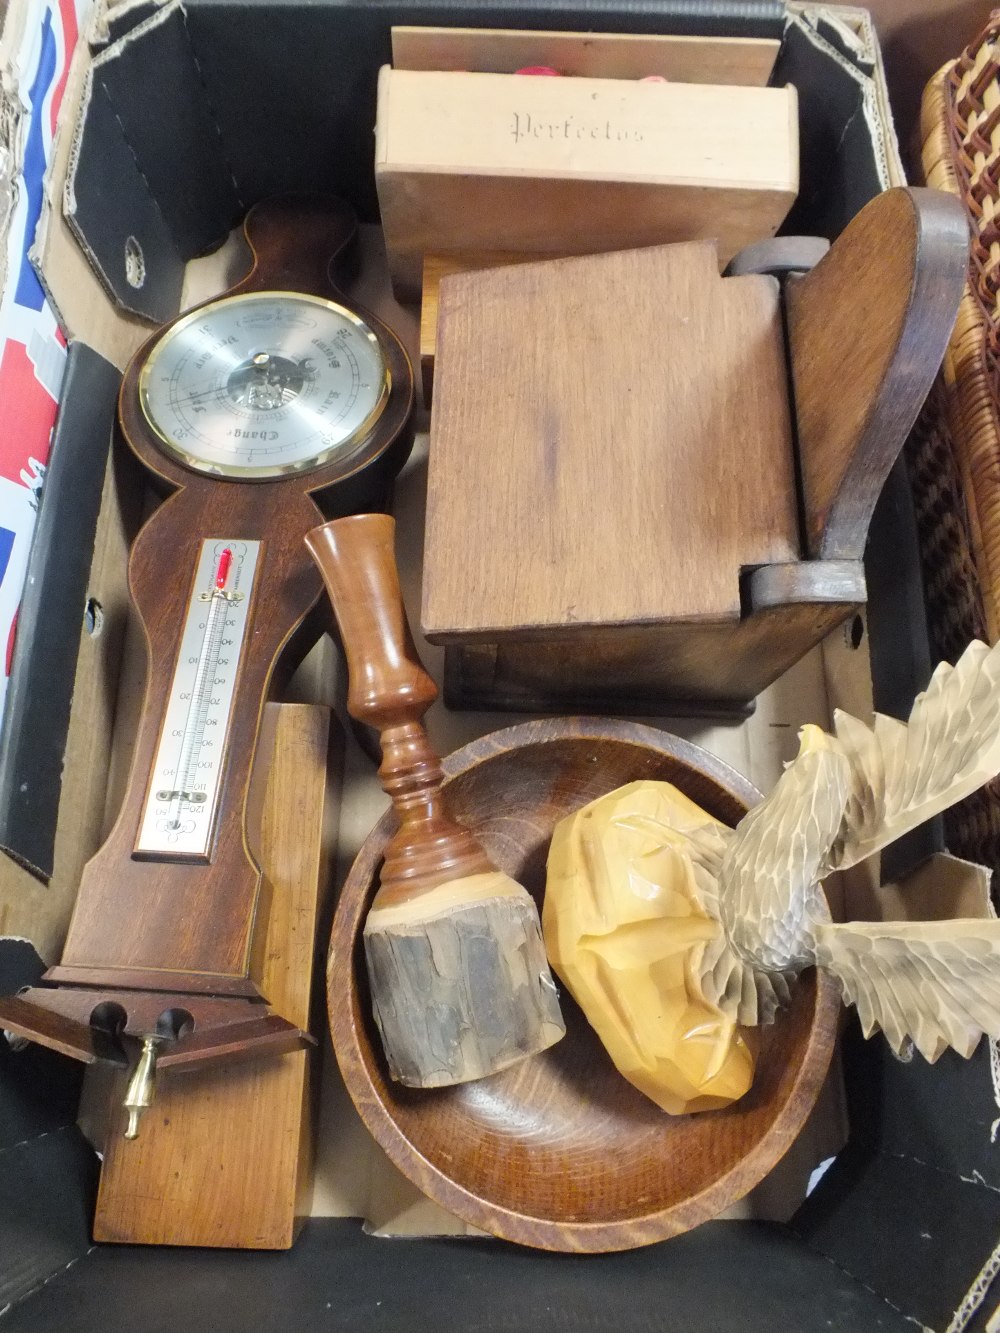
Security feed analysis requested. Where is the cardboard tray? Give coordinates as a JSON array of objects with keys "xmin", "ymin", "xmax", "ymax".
[{"xmin": 3, "ymin": 3, "xmax": 1000, "ymax": 1331}]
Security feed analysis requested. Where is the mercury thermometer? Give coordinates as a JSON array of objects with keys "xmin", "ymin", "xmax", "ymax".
[{"xmin": 136, "ymin": 541, "xmax": 258, "ymax": 860}]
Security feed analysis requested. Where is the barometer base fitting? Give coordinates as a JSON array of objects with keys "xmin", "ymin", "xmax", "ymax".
[{"xmin": 0, "ymin": 986, "xmax": 310, "ymax": 1072}]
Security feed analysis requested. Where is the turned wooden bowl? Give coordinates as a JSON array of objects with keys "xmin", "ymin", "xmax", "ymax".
[{"xmin": 328, "ymin": 718, "xmax": 840, "ymax": 1252}]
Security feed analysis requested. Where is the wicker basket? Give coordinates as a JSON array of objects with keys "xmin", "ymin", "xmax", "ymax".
[{"xmin": 911, "ymin": 13, "xmax": 1000, "ymax": 874}]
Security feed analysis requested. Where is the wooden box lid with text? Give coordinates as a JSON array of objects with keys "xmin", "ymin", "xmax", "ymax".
[{"xmin": 375, "ymin": 66, "xmax": 798, "ymax": 299}]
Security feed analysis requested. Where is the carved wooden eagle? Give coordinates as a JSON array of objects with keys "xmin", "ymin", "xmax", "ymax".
[{"xmin": 685, "ymin": 639, "xmax": 1000, "ymax": 1061}]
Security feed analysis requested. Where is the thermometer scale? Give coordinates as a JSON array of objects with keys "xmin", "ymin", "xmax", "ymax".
[
  {"xmin": 0, "ymin": 197, "xmax": 415, "ymax": 1136},
  {"xmin": 137, "ymin": 542, "xmax": 258, "ymax": 860}
]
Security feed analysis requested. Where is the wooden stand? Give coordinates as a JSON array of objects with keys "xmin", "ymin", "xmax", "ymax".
[{"xmin": 81, "ymin": 702, "xmax": 335, "ymax": 1248}]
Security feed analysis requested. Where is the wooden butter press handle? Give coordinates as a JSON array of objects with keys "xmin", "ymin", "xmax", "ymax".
[
  {"xmin": 305, "ymin": 513, "xmax": 493, "ymax": 904},
  {"xmin": 304, "ymin": 512, "xmax": 434, "ymax": 729}
]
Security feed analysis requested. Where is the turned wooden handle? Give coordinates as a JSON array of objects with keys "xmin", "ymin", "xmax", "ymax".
[
  {"xmin": 304, "ymin": 513, "xmax": 436, "ymax": 729},
  {"xmin": 305, "ymin": 514, "xmax": 493, "ymax": 904}
]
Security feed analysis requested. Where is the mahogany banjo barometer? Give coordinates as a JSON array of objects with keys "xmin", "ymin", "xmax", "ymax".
[{"xmin": 0, "ymin": 197, "xmax": 414, "ymax": 1136}]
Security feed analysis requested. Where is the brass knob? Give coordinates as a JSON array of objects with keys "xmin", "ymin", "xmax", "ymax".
[{"xmin": 123, "ymin": 1036, "xmax": 161, "ymax": 1140}]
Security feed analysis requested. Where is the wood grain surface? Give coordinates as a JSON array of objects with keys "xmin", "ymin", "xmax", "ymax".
[
  {"xmin": 118, "ymin": 196, "xmax": 416, "ymax": 508},
  {"xmin": 56, "ymin": 481, "xmax": 325, "ymax": 987},
  {"xmin": 391, "ymin": 26, "xmax": 780, "ymax": 85},
  {"xmin": 328, "ymin": 719, "xmax": 839, "ymax": 1252},
  {"xmin": 785, "ymin": 186, "xmax": 968, "ymax": 559},
  {"xmin": 89, "ymin": 702, "xmax": 333, "ymax": 1249},
  {"xmin": 443, "ymin": 575, "xmax": 864, "ymax": 715},
  {"xmin": 420, "ymin": 250, "xmax": 569, "ymax": 403},
  {"xmin": 423, "ymin": 188, "xmax": 968, "ymax": 715},
  {"xmin": 423, "ymin": 241, "xmax": 798, "ymax": 638}
]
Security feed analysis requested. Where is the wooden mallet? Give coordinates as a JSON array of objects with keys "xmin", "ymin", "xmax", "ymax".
[{"xmin": 306, "ymin": 513, "xmax": 565, "ymax": 1087}]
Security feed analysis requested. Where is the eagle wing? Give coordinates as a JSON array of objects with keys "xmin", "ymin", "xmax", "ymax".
[
  {"xmin": 813, "ymin": 917, "xmax": 1000, "ymax": 1061},
  {"xmin": 829, "ymin": 639, "xmax": 1000, "ymax": 871}
]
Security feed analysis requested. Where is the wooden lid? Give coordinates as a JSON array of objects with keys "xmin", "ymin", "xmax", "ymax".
[{"xmin": 422, "ymin": 242, "xmax": 798, "ymax": 642}]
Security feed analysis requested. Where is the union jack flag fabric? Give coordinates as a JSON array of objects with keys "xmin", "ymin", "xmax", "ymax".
[{"xmin": 0, "ymin": 0, "xmax": 90, "ymax": 729}]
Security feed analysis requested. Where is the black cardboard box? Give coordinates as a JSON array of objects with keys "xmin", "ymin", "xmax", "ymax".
[{"xmin": 4, "ymin": 2, "xmax": 1000, "ymax": 1329}]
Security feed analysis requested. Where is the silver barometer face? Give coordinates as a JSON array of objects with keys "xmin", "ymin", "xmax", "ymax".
[{"xmin": 138, "ymin": 291, "xmax": 390, "ymax": 479}]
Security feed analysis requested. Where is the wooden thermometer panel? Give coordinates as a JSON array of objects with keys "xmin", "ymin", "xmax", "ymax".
[
  {"xmin": 0, "ymin": 197, "xmax": 414, "ymax": 1129},
  {"xmin": 50, "ymin": 482, "xmax": 321, "ymax": 991}
]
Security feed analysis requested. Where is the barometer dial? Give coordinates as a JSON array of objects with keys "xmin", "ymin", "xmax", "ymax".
[{"xmin": 138, "ymin": 291, "xmax": 390, "ymax": 479}]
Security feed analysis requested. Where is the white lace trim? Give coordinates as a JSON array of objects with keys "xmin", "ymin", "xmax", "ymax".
[
  {"xmin": 949, "ymin": 893, "xmax": 1000, "ymax": 1330},
  {"xmin": 946, "ymin": 1234, "xmax": 1000, "ymax": 1333}
]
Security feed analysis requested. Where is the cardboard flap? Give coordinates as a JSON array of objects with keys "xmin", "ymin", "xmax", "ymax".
[
  {"xmin": 0, "ymin": 937, "xmax": 94, "ymax": 1314},
  {"xmin": 97, "ymin": 0, "xmax": 162, "ymax": 48},
  {"xmin": 66, "ymin": 55, "xmax": 185, "ymax": 321},
  {"xmin": 795, "ymin": 1140, "xmax": 1000, "ymax": 1332},
  {"xmin": 878, "ymin": 851, "xmax": 993, "ymax": 924},
  {"xmin": 66, "ymin": 1, "xmax": 242, "ymax": 320},
  {"xmin": 791, "ymin": 3, "xmax": 877, "ymax": 74}
]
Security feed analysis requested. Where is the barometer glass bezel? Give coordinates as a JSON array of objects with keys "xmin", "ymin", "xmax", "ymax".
[{"xmin": 137, "ymin": 289, "xmax": 392, "ymax": 481}]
